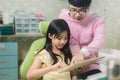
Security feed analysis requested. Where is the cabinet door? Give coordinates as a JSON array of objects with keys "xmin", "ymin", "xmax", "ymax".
[
  {"xmin": 0, "ymin": 56, "xmax": 17, "ymax": 68},
  {"xmin": 0, "ymin": 42, "xmax": 18, "ymax": 55},
  {"xmin": 0, "ymin": 68, "xmax": 18, "ymax": 80},
  {"xmin": 0, "ymin": 42, "xmax": 18, "ymax": 80}
]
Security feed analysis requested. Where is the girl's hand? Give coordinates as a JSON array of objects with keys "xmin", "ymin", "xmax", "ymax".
[
  {"xmin": 51, "ymin": 62, "xmax": 67, "ymax": 70},
  {"xmin": 71, "ymin": 75, "xmax": 78, "ymax": 80}
]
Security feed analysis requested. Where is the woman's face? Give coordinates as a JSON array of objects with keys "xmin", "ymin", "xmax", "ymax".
[
  {"xmin": 49, "ymin": 31, "xmax": 68, "ymax": 50},
  {"xmin": 69, "ymin": 4, "xmax": 89, "ymax": 21}
]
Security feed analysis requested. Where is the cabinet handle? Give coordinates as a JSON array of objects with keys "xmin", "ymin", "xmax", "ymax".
[
  {"xmin": 0, "ymin": 61, "xmax": 7, "ymax": 64},
  {"xmin": 0, "ymin": 48, "xmax": 6, "ymax": 50},
  {"xmin": 0, "ymin": 73, "xmax": 7, "ymax": 77}
]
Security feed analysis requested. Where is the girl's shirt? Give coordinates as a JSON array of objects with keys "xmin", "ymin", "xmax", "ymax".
[
  {"xmin": 37, "ymin": 49, "xmax": 71, "ymax": 80},
  {"xmin": 59, "ymin": 9, "xmax": 105, "ymax": 72}
]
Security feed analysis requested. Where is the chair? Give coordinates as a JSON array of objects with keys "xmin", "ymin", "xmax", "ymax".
[{"xmin": 20, "ymin": 21, "xmax": 50, "ymax": 80}]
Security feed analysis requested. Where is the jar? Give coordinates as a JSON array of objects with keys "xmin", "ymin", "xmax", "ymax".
[{"xmin": 107, "ymin": 59, "xmax": 120, "ymax": 80}]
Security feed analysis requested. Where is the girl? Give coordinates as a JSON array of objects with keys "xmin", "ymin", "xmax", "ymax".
[{"xmin": 27, "ymin": 19, "xmax": 77, "ymax": 80}]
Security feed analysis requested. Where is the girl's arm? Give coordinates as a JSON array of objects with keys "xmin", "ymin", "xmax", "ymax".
[
  {"xmin": 27, "ymin": 55, "xmax": 66, "ymax": 80},
  {"xmin": 72, "ymin": 76, "xmax": 78, "ymax": 80},
  {"xmin": 26, "ymin": 55, "xmax": 52, "ymax": 80}
]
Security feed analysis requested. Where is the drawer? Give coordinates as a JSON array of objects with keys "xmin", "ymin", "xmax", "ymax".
[
  {"xmin": 31, "ymin": 19, "xmax": 42, "ymax": 23},
  {"xmin": 0, "ymin": 42, "xmax": 18, "ymax": 55},
  {"xmin": 16, "ymin": 24, "xmax": 29, "ymax": 28},
  {"xmin": 0, "ymin": 68, "xmax": 18, "ymax": 80},
  {"xmin": 31, "ymin": 24, "xmax": 39, "ymax": 28},
  {"xmin": 31, "ymin": 29, "xmax": 40, "ymax": 33},
  {"xmin": 16, "ymin": 18, "xmax": 30, "ymax": 23},
  {"xmin": 16, "ymin": 29, "xmax": 29, "ymax": 33},
  {"xmin": 0, "ymin": 56, "xmax": 17, "ymax": 68}
]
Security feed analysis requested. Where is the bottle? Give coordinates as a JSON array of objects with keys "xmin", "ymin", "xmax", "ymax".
[
  {"xmin": 0, "ymin": 11, "xmax": 3, "ymax": 24},
  {"xmin": 2, "ymin": 12, "xmax": 10, "ymax": 24}
]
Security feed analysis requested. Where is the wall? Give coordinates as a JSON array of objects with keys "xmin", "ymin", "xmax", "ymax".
[
  {"xmin": 91, "ymin": 0, "xmax": 120, "ymax": 50},
  {"xmin": 0, "ymin": 0, "xmax": 120, "ymax": 50},
  {"xmin": 0, "ymin": 0, "xmax": 68, "ymax": 20}
]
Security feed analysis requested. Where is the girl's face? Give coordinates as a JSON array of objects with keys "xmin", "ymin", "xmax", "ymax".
[{"xmin": 49, "ymin": 31, "xmax": 68, "ymax": 50}]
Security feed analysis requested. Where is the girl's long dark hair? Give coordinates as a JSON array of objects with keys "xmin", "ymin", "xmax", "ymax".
[{"xmin": 38, "ymin": 19, "xmax": 72, "ymax": 65}]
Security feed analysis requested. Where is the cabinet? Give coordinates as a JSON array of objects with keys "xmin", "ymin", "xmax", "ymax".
[
  {"xmin": 15, "ymin": 16, "xmax": 45, "ymax": 34},
  {"xmin": 0, "ymin": 34, "xmax": 44, "ymax": 79},
  {"xmin": 0, "ymin": 42, "xmax": 18, "ymax": 80}
]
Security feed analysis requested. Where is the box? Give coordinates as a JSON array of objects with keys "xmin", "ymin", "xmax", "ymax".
[{"xmin": 0, "ymin": 24, "xmax": 15, "ymax": 35}]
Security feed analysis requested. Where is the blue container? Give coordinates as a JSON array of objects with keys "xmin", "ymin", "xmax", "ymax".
[{"xmin": 0, "ymin": 24, "xmax": 15, "ymax": 35}]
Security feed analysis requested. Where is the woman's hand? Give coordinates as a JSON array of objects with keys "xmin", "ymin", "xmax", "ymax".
[
  {"xmin": 78, "ymin": 65, "xmax": 87, "ymax": 73},
  {"xmin": 71, "ymin": 51, "xmax": 84, "ymax": 65}
]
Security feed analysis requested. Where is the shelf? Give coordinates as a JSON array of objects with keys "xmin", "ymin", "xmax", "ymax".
[
  {"xmin": 15, "ymin": 15, "xmax": 45, "ymax": 34},
  {"xmin": 0, "ymin": 34, "xmax": 45, "ymax": 42},
  {"xmin": 0, "ymin": 34, "xmax": 44, "ymax": 37}
]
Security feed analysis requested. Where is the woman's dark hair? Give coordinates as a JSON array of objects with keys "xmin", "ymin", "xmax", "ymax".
[
  {"xmin": 39, "ymin": 19, "xmax": 72, "ymax": 65},
  {"xmin": 68, "ymin": 0, "xmax": 91, "ymax": 7}
]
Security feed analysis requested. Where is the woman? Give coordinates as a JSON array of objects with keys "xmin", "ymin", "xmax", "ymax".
[{"xmin": 59, "ymin": 0, "xmax": 105, "ymax": 79}]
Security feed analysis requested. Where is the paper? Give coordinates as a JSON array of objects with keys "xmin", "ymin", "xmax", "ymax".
[{"xmin": 59, "ymin": 56, "xmax": 105, "ymax": 73}]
